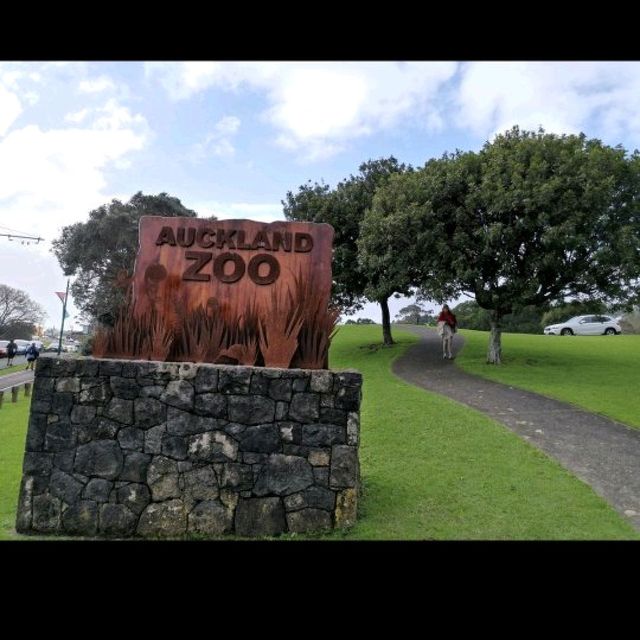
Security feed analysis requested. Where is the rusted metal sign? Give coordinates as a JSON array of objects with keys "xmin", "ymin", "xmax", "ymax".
[
  {"xmin": 93, "ymin": 217, "xmax": 338, "ymax": 369},
  {"xmin": 133, "ymin": 217, "xmax": 333, "ymax": 319}
]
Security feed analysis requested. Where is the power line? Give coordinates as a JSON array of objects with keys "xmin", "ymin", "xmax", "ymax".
[{"xmin": 0, "ymin": 224, "xmax": 40, "ymax": 235}]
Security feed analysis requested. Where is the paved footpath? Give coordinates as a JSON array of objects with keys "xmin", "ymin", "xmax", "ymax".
[
  {"xmin": 392, "ymin": 326, "xmax": 640, "ymax": 531},
  {"xmin": 0, "ymin": 369, "xmax": 35, "ymax": 393}
]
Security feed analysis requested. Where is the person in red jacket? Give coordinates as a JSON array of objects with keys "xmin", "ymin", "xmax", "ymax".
[{"xmin": 437, "ymin": 304, "xmax": 457, "ymax": 359}]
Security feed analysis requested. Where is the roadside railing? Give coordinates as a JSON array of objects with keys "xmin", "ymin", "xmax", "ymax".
[{"xmin": 0, "ymin": 382, "xmax": 31, "ymax": 409}]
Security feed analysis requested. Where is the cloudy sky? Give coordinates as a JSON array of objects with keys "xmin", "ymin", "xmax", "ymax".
[{"xmin": 2, "ymin": 60, "xmax": 640, "ymax": 331}]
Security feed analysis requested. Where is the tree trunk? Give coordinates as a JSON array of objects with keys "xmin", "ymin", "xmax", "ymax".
[
  {"xmin": 379, "ymin": 296, "xmax": 394, "ymax": 345},
  {"xmin": 487, "ymin": 311, "xmax": 502, "ymax": 364}
]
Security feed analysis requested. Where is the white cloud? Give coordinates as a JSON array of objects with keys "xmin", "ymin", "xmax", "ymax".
[
  {"xmin": 65, "ymin": 108, "xmax": 91, "ymax": 124},
  {"xmin": 214, "ymin": 115, "xmax": 240, "ymax": 136},
  {"xmin": 0, "ymin": 83, "xmax": 22, "ymax": 136},
  {"xmin": 191, "ymin": 115, "xmax": 241, "ymax": 161},
  {"xmin": 148, "ymin": 62, "xmax": 458, "ymax": 160},
  {"xmin": 78, "ymin": 76, "xmax": 116, "ymax": 93},
  {"xmin": 454, "ymin": 62, "xmax": 640, "ymax": 145},
  {"xmin": 191, "ymin": 200, "xmax": 283, "ymax": 223},
  {"xmin": 0, "ymin": 100, "xmax": 149, "ymax": 248}
]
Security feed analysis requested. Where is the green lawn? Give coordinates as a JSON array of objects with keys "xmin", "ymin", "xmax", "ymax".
[
  {"xmin": 0, "ymin": 393, "xmax": 31, "ymax": 540},
  {"xmin": 1, "ymin": 325, "xmax": 637, "ymax": 540},
  {"xmin": 455, "ymin": 329, "xmax": 640, "ymax": 429},
  {"xmin": 0, "ymin": 363, "xmax": 27, "ymax": 377}
]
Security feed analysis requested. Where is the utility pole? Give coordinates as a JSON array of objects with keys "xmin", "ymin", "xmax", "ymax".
[{"xmin": 57, "ymin": 280, "xmax": 70, "ymax": 356}]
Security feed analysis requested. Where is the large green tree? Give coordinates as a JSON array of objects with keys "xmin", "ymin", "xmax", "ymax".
[
  {"xmin": 52, "ymin": 192, "xmax": 200, "ymax": 324},
  {"xmin": 358, "ymin": 170, "xmax": 458, "ymax": 343},
  {"xmin": 414, "ymin": 127, "xmax": 640, "ymax": 362},
  {"xmin": 283, "ymin": 157, "xmax": 410, "ymax": 343}
]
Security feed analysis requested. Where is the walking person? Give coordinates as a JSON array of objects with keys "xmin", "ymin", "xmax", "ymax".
[
  {"xmin": 25, "ymin": 342, "xmax": 40, "ymax": 371},
  {"xmin": 437, "ymin": 304, "xmax": 458, "ymax": 360},
  {"xmin": 6, "ymin": 339, "xmax": 17, "ymax": 367}
]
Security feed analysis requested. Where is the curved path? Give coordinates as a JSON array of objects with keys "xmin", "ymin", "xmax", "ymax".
[{"xmin": 392, "ymin": 326, "xmax": 640, "ymax": 531}]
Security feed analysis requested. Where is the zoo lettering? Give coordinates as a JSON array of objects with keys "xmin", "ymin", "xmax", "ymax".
[{"xmin": 155, "ymin": 225, "xmax": 314, "ymax": 286}]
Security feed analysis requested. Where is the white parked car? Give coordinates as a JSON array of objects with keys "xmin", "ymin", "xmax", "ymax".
[{"xmin": 543, "ymin": 315, "xmax": 622, "ymax": 336}]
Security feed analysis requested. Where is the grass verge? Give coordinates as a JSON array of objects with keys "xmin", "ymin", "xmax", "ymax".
[
  {"xmin": 455, "ymin": 329, "xmax": 640, "ymax": 429},
  {"xmin": 0, "ymin": 394, "xmax": 31, "ymax": 540}
]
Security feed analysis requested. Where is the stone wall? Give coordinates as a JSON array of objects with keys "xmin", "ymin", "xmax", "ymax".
[{"xmin": 16, "ymin": 356, "xmax": 362, "ymax": 538}]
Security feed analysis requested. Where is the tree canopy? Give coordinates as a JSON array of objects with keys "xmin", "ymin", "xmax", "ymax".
[
  {"xmin": 0, "ymin": 284, "xmax": 45, "ymax": 338},
  {"xmin": 283, "ymin": 157, "xmax": 410, "ymax": 344},
  {"xmin": 410, "ymin": 127, "xmax": 640, "ymax": 362},
  {"xmin": 52, "ymin": 192, "xmax": 200, "ymax": 324}
]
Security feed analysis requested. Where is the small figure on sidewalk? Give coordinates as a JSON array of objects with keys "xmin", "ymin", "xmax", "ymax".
[
  {"xmin": 437, "ymin": 304, "xmax": 458, "ymax": 360},
  {"xmin": 6, "ymin": 339, "xmax": 17, "ymax": 367},
  {"xmin": 25, "ymin": 342, "xmax": 40, "ymax": 371}
]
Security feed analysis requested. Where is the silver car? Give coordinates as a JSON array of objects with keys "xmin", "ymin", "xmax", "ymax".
[{"xmin": 543, "ymin": 315, "xmax": 622, "ymax": 336}]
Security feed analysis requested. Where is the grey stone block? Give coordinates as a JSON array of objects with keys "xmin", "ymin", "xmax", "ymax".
[
  {"xmin": 161, "ymin": 380, "xmax": 195, "ymax": 411},
  {"xmin": 188, "ymin": 500, "xmax": 233, "ymax": 536},
  {"xmin": 26, "ymin": 413, "xmax": 47, "ymax": 451},
  {"xmin": 249, "ymin": 372, "xmax": 270, "ymax": 395},
  {"xmin": 104, "ymin": 398, "xmax": 134, "ymax": 425},
  {"xmin": 79, "ymin": 381, "xmax": 111, "ymax": 404},
  {"xmin": 32, "ymin": 494, "xmax": 61, "ymax": 532},
  {"xmin": 161, "ymin": 435, "xmax": 188, "ymax": 460},
  {"xmin": 304, "ymin": 486, "xmax": 335, "ymax": 511},
  {"xmin": 310, "ymin": 371, "xmax": 333, "ymax": 393},
  {"xmin": 137, "ymin": 499, "xmax": 187, "ymax": 538},
  {"xmin": 144, "ymin": 424, "xmax": 166, "ymax": 454},
  {"xmin": 49, "ymin": 469, "xmax": 84, "ymax": 504},
  {"xmin": 70, "ymin": 405, "xmax": 97, "ymax": 424},
  {"xmin": 239, "ymin": 424, "xmax": 281, "ymax": 453},
  {"xmin": 23, "ymin": 452, "xmax": 53, "ymax": 476},
  {"xmin": 219, "ymin": 463, "xmax": 254, "ymax": 491},
  {"xmin": 118, "ymin": 427, "xmax": 145, "ymax": 451},
  {"xmin": 167, "ymin": 406, "xmax": 221, "ymax": 435},
  {"xmin": 319, "ymin": 407, "xmax": 347, "ymax": 425},
  {"xmin": 289, "ymin": 393, "xmax": 320, "ymax": 422},
  {"xmin": 234, "ymin": 497, "xmax": 286, "ymax": 537},
  {"xmin": 194, "ymin": 367, "xmax": 218, "ymax": 393},
  {"xmin": 99, "ymin": 360, "xmax": 123, "ymax": 377},
  {"xmin": 286, "ymin": 508, "xmax": 332, "ymax": 533},
  {"xmin": 228, "ymin": 395, "xmax": 275, "ymax": 424},
  {"xmin": 53, "ymin": 450, "xmax": 76, "ymax": 473},
  {"xmin": 182, "ymin": 466, "xmax": 219, "ymax": 502},
  {"xmin": 74, "ymin": 441, "xmax": 124, "ymax": 480},
  {"xmin": 56, "ymin": 377, "xmax": 81, "ymax": 393},
  {"xmin": 194, "ymin": 393, "xmax": 227, "ymax": 418},
  {"xmin": 301, "ymin": 424, "xmax": 345, "ymax": 447},
  {"xmin": 117, "ymin": 483, "xmax": 151, "ymax": 515},
  {"xmin": 218, "ymin": 368, "xmax": 252, "ymax": 394},
  {"xmin": 253, "ymin": 454, "xmax": 314, "ymax": 497},
  {"xmin": 77, "ymin": 418, "xmax": 119, "ymax": 443},
  {"xmin": 120, "ymin": 452, "xmax": 152, "ymax": 483},
  {"xmin": 99, "ymin": 503, "xmax": 137, "ymax": 537},
  {"xmin": 62, "ymin": 501, "xmax": 98, "ymax": 536},
  {"xmin": 187, "ymin": 431, "xmax": 238, "ymax": 463},
  {"xmin": 134, "ymin": 397, "xmax": 167, "ymax": 429},
  {"xmin": 51, "ymin": 392, "xmax": 74, "ymax": 417},
  {"xmin": 44, "ymin": 421, "xmax": 77, "ymax": 451},
  {"xmin": 110, "ymin": 376, "xmax": 140, "ymax": 400},
  {"xmin": 268, "ymin": 378, "xmax": 292, "ymax": 402},
  {"xmin": 330, "ymin": 445, "xmax": 358, "ymax": 489},
  {"xmin": 83, "ymin": 478, "xmax": 113, "ymax": 502}
]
